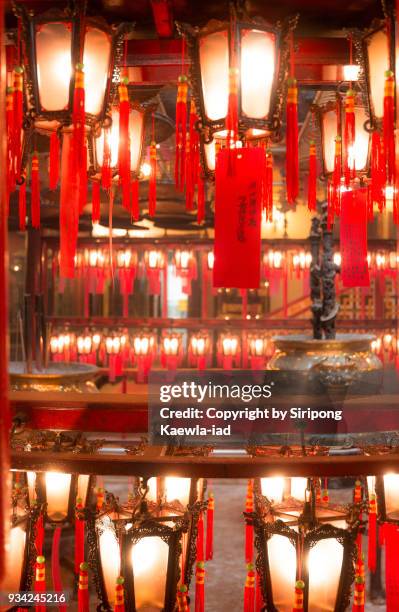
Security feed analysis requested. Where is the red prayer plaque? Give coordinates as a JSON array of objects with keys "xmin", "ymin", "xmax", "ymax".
[{"xmin": 340, "ymin": 187, "xmax": 370, "ymax": 288}]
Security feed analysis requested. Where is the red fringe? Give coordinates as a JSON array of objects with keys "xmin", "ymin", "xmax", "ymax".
[
  {"xmin": 385, "ymin": 523, "xmax": 399, "ymax": 612},
  {"xmin": 79, "ymin": 144, "xmax": 88, "ymax": 215},
  {"xmin": 244, "ymin": 565, "xmax": 255, "ymax": 612},
  {"xmin": 18, "ymin": 180, "xmax": 26, "ymax": 231},
  {"xmin": 101, "ymin": 129, "xmax": 112, "ymax": 191},
  {"xmin": 149, "ymin": 142, "xmax": 157, "ymax": 217},
  {"xmin": 197, "ymin": 173, "xmax": 205, "ymax": 224},
  {"xmin": 175, "ymin": 76, "xmax": 188, "ymax": 190},
  {"xmin": 35, "ymin": 514, "xmax": 44, "ymax": 556},
  {"xmin": 60, "ymin": 133, "xmax": 79, "ymax": 279},
  {"xmin": 49, "ymin": 132, "xmax": 60, "ymax": 190},
  {"xmin": 263, "ymin": 150, "xmax": 273, "ymax": 220},
  {"xmin": 384, "ymin": 71, "xmax": 395, "ymax": 184},
  {"xmin": 227, "ymin": 69, "xmax": 239, "ymax": 148},
  {"xmin": 344, "ymin": 90, "xmax": 355, "ymax": 186},
  {"xmin": 197, "ymin": 512, "xmax": 205, "ymax": 562},
  {"xmin": 195, "ymin": 561, "xmax": 205, "ymax": 612},
  {"xmin": 114, "ymin": 579, "xmax": 126, "ymax": 612},
  {"xmin": 131, "ymin": 179, "xmax": 139, "ymax": 221},
  {"xmin": 6, "ymin": 87, "xmax": 14, "ymax": 194},
  {"xmin": 12, "ymin": 68, "xmax": 23, "ymax": 179},
  {"xmin": 368, "ymin": 509, "xmax": 377, "ymax": 573},
  {"xmin": 34, "ymin": 556, "xmax": 46, "ymax": 612},
  {"xmin": 286, "ymin": 78, "xmax": 299, "ymax": 203},
  {"xmin": 75, "ymin": 507, "xmax": 85, "ymax": 574},
  {"xmin": 92, "ymin": 181, "xmax": 100, "ymax": 223},
  {"xmin": 78, "ymin": 564, "xmax": 89, "ymax": 612},
  {"xmin": 245, "ymin": 480, "xmax": 254, "ymax": 563},
  {"xmin": 31, "ymin": 153, "xmax": 40, "ymax": 229},
  {"xmin": 205, "ymin": 493, "xmax": 214, "ymax": 561},
  {"xmin": 72, "ymin": 65, "xmax": 85, "ymax": 171},
  {"xmin": 370, "ymin": 131, "xmax": 386, "ymax": 212},
  {"xmin": 307, "ymin": 141, "xmax": 317, "ymax": 211}
]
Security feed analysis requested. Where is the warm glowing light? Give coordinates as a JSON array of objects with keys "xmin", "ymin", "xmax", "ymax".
[
  {"xmin": 83, "ymin": 28, "xmax": 112, "ymax": 116},
  {"xmin": 207, "ymin": 251, "xmax": 214, "ymax": 270},
  {"xmin": 322, "ymin": 109, "xmax": 338, "ymax": 175},
  {"xmin": 35, "ymin": 22, "xmax": 72, "ymax": 112},
  {"xmin": 141, "ymin": 161, "xmax": 152, "ymax": 178},
  {"xmin": 308, "ymin": 538, "xmax": 343, "ymax": 611},
  {"xmin": 164, "ymin": 477, "xmax": 191, "ymax": 506},
  {"xmin": 222, "ymin": 336, "xmax": 238, "ymax": 356},
  {"xmin": 191, "ymin": 336, "xmax": 207, "ymax": 356},
  {"xmin": 199, "ymin": 30, "xmax": 229, "ymax": 121},
  {"xmin": 0, "ymin": 524, "xmax": 26, "ymax": 593},
  {"xmin": 241, "ymin": 29, "xmax": 276, "ymax": 119},
  {"xmin": 366, "ymin": 28, "xmax": 390, "ymax": 120},
  {"xmin": 267, "ymin": 534, "xmax": 297, "ymax": 608},
  {"xmin": 131, "ymin": 536, "xmax": 168, "ymax": 609},
  {"xmin": 45, "ymin": 472, "xmax": 72, "ymax": 522},
  {"xmin": 260, "ymin": 477, "xmax": 284, "ymax": 503},
  {"xmin": 383, "ymin": 473, "xmax": 399, "ymax": 520},
  {"xmin": 343, "ymin": 64, "xmax": 360, "ymax": 82},
  {"xmin": 163, "ymin": 336, "xmax": 179, "ymax": 356},
  {"xmin": 147, "ymin": 250, "xmax": 163, "ymax": 269},
  {"xmin": 98, "ymin": 518, "xmax": 120, "ymax": 606},
  {"xmin": 290, "ymin": 477, "xmax": 308, "ymax": 501}
]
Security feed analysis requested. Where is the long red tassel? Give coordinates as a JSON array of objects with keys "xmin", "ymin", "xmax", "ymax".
[
  {"xmin": 92, "ymin": 181, "xmax": 100, "ymax": 224},
  {"xmin": 18, "ymin": 180, "xmax": 26, "ymax": 231},
  {"xmin": 149, "ymin": 141, "xmax": 157, "ymax": 217},
  {"xmin": 6, "ymin": 85, "xmax": 14, "ymax": 194},
  {"xmin": 244, "ymin": 563, "xmax": 255, "ymax": 612},
  {"xmin": 328, "ymin": 136, "xmax": 342, "ymax": 228},
  {"xmin": 177, "ymin": 585, "xmax": 190, "ymax": 611},
  {"xmin": 344, "ymin": 90, "xmax": 356, "ymax": 186},
  {"xmin": 186, "ymin": 99, "xmax": 200, "ymax": 210},
  {"xmin": 197, "ymin": 511, "xmax": 205, "ymax": 561},
  {"xmin": 119, "ymin": 75, "xmax": 131, "ymax": 210},
  {"xmin": 175, "ymin": 75, "xmax": 188, "ymax": 190},
  {"xmin": 35, "ymin": 512, "xmax": 44, "ymax": 556},
  {"xmin": 352, "ymin": 550, "xmax": 365, "ymax": 611},
  {"xmin": 205, "ymin": 492, "xmax": 214, "ymax": 561},
  {"xmin": 197, "ymin": 172, "xmax": 205, "ymax": 224},
  {"xmin": 72, "ymin": 63, "xmax": 85, "ymax": 171},
  {"xmin": 293, "ymin": 580, "xmax": 305, "ymax": 612},
  {"xmin": 245, "ymin": 479, "xmax": 254, "ymax": 564},
  {"xmin": 131, "ymin": 178, "xmax": 139, "ymax": 221},
  {"xmin": 52, "ymin": 527, "xmax": 67, "ymax": 612},
  {"xmin": 78, "ymin": 562, "xmax": 89, "ymax": 612},
  {"xmin": 195, "ymin": 561, "xmax": 205, "ymax": 612},
  {"xmin": 368, "ymin": 494, "xmax": 377, "ymax": 573},
  {"xmin": 60, "ymin": 133, "xmax": 79, "ymax": 278},
  {"xmin": 12, "ymin": 65, "xmax": 23, "ymax": 180},
  {"xmin": 263, "ymin": 149, "xmax": 273, "ymax": 221},
  {"xmin": 114, "ymin": 576, "xmax": 126, "ymax": 612},
  {"xmin": 385, "ymin": 523, "xmax": 399, "ymax": 611},
  {"xmin": 101, "ymin": 129, "xmax": 112, "ymax": 191},
  {"xmin": 34, "ymin": 555, "xmax": 46, "ymax": 612},
  {"xmin": 371, "ymin": 131, "xmax": 386, "ymax": 212},
  {"xmin": 49, "ymin": 132, "xmax": 60, "ymax": 190},
  {"xmin": 286, "ymin": 75, "xmax": 299, "ymax": 204},
  {"xmin": 384, "ymin": 70, "xmax": 395, "ymax": 184},
  {"xmin": 308, "ymin": 141, "xmax": 317, "ymax": 211},
  {"xmin": 31, "ymin": 152, "xmax": 40, "ymax": 229},
  {"xmin": 75, "ymin": 499, "xmax": 85, "ymax": 575}
]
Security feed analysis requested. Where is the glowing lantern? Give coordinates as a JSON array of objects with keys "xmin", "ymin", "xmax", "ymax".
[
  {"xmin": 161, "ymin": 333, "xmax": 183, "ymax": 370},
  {"xmin": 131, "ymin": 332, "xmax": 157, "ymax": 382},
  {"xmin": 143, "ymin": 477, "xmax": 202, "ymax": 512},
  {"xmin": 207, "ymin": 251, "xmax": 214, "ymax": 270},
  {"xmin": 217, "ymin": 333, "xmax": 240, "ymax": 369},
  {"xmin": 174, "ymin": 250, "xmax": 197, "ymax": 295},
  {"xmin": 251, "ymin": 479, "xmax": 358, "ymax": 612},
  {"xmin": 115, "ymin": 249, "xmax": 138, "ymax": 317},
  {"xmin": 247, "ymin": 334, "xmax": 271, "ymax": 370},
  {"xmin": 145, "ymin": 250, "xmax": 166, "ymax": 295},
  {"xmin": 188, "ymin": 332, "xmax": 211, "ymax": 370},
  {"xmin": 105, "ymin": 334, "xmax": 125, "ymax": 382}
]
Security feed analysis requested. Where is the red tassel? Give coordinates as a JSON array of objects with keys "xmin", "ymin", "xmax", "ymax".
[
  {"xmin": 385, "ymin": 523, "xmax": 399, "ymax": 612},
  {"xmin": 384, "ymin": 70, "xmax": 395, "ymax": 184},
  {"xmin": 119, "ymin": 75, "xmax": 131, "ymax": 210},
  {"xmin": 92, "ymin": 181, "xmax": 100, "ymax": 224},
  {"xmin": 244, "ymin": 563, "xmax": 255, "ymax": 612},
  {"xmin": 51, "ymin": 527, "xmax": 67, "ymax": 612},
  {"xmin": 195, "ymin": 561, "xmax": 205, "ymax": 612},
  {"xmin": 286, "ymin": 77, "xmax": 299, "ymax": 203},
  {"xmin": 79, "ymin": 144, "xmax": 88, "ymax": 215},
  {"xmin": 6, "ymin": 86, "xmax": 15, "ymax": 194},
  {"xmin": 75, "ymin": 499, "xmax": 85, "ymax": 575},
  {"xmin": 175, "ymin": 75, "xmax": 189, "ymax": 190},
  {"xmin": 292, "ymin": 579, "xmax": 305, "ymax": 612},
  {"xmin": 245, "ymin": 480, "xmax": 254, "ymax": 564},
  {"xmin": 197, "ymin": 172, "xmax": 205, "ymax": 224},
  {"xmin": 263, "ymin": 149, "xmax": 273, "ymax": 220},
  {"xmin": 185, "ymin": 136, "xmax": 194, "ymax": 211},
  {"xmin": 78, "ymin": 562, "xmax": 89, "ymax": 612},
  {"xmin": 187, "ymin": 100, "xmax": 200, "ymax": 206},
  {"xmin": 114, "ymin": 576, "xmax": 126, "ymax": 612},
  {"xmin": 131, "ymin": 178, "xmax": 139, "ymax": 221},
  {"xmin": 72, "ymin": 63, "xmax": 85, "ymax": 170},
  {"xmin": 149, "ymin": 141, "xmax": 157, "ymax": 217},
  {"xmin": 34, "ymin": 555, "xmax": 46, "ymax": 612},
  {"xmin": 35, "ymin": 513, "xmax": 44, "ymax": 556},
  {"xmin": 18, "ymin": 179, "xmax": 26, "ymax": 231},
  {"xmin": 344, "ymin": 90, "xmax": 356, "ymax": 186},
  {"xmin": 12, "ymin": 66, "xmax": 23, "ymax": 180},
  {"xmin": 177, "ymin": 584, "xmax": 189, "ymax": 611},
  {"xmin": 370, "ymin": 131, "xmax": 386, "ymax": 212},
  {"xmin": 197, "ymin": 512, "xmax": 205, "ymax": 562},
  {"xmin": 31, "ymin": 152, "xmax": 40, "ymax": 229},
  {"xmin": 101, "ymin": 129, "xmax": 112, "ymax": 191},
  {"xmin": 205, "ymin": 492, "xmax": 214, "ymax": 561},
  {"xmin": 308, "ymin": 141, "xmax": 317, "ymax": 211},
  {"xmin": 368, "ymin": 494, "xmax": 377, "ymax": 573},
  {"xmin": 49, "ymin": 132, "xmax": 60, "ymax": 190},
  {"xmin": 352, "ymin": 550, "xmax": 365, "ymax": 611},
  {"xmin": 60, "ymin": 133, "xmax": 79, "ymax": 279}
]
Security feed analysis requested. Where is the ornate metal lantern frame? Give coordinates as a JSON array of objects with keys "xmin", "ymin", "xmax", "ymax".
[
  {"xmin": 312, "ymin": 92, "xmax": 372, "ymax": 180},
  {"xmin": 252, "ymin": 515, "xmax": 357, "ymax": 612},
  {"xmin": 374, "ymin": 473, "xmax": 399, "ymax": 524},
  {"xmin": 87, "ymin": 498, "xmax": 203, "ymax": 612}
]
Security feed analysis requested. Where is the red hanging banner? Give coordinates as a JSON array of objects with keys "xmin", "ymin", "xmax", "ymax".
[
  {"xmin": 214, "ymin": 148, "xmax": 263, "ymax": 289},
  {"xmin": 340, "ymin": 188, "xmax": 370, "ymax": 288}
]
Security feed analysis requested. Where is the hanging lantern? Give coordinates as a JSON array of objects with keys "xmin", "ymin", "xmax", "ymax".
[
  {"xmin": 177, "ymin": 8, "xmax": 296, "ymax": 155},
  {"xmin": 247, "ymin": 334, "xmax": 271, "ymax": 370},
  {"xmin": 76, "ymin": 332, "xmax": 97, "ymax": 365},
  {"xmin": 217, "ymin": 333, "xmax": 241, "ymax": 370},
  {"xmin": 49, "ymin": 331, "xmax": 77, "ymax": 362},
  {"xmin": 23, "ymin": 471, "xmax": 92, "ymax": 525},
  {"xmin": 115, "ymin": 249, "xmax": 138, "ymax": 317},
  {"xmin": 131, "ymin": 332, "xmax": 157, "ymax": 382},
  {"xmin": 188, "ymin": 332, "xmax": 211, "ymax": 370},
  {"xmin": 174, "ymin": 250, "xmax": 197, "ymax": 295},
  {"xmin": 143, "ymin": 477, "xmax": 204, "ymax": 512},
  {"xmin": 161, "ymin": 333, "xmax": 183, "ymax": 370},
  {"xmin": 251, "ymin": 479, "xmax": 358, "ymax": 612},
  {"xmin": 105, "ymin": 333, "xmax": 126, "ymax": 382},
  {"xmin": 145, "ymin": 249, "xmax": 166, "ymax": 296},
  {"xmin": 88, "ymin": 499, "xmax": 192, "ymax": 612}
]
